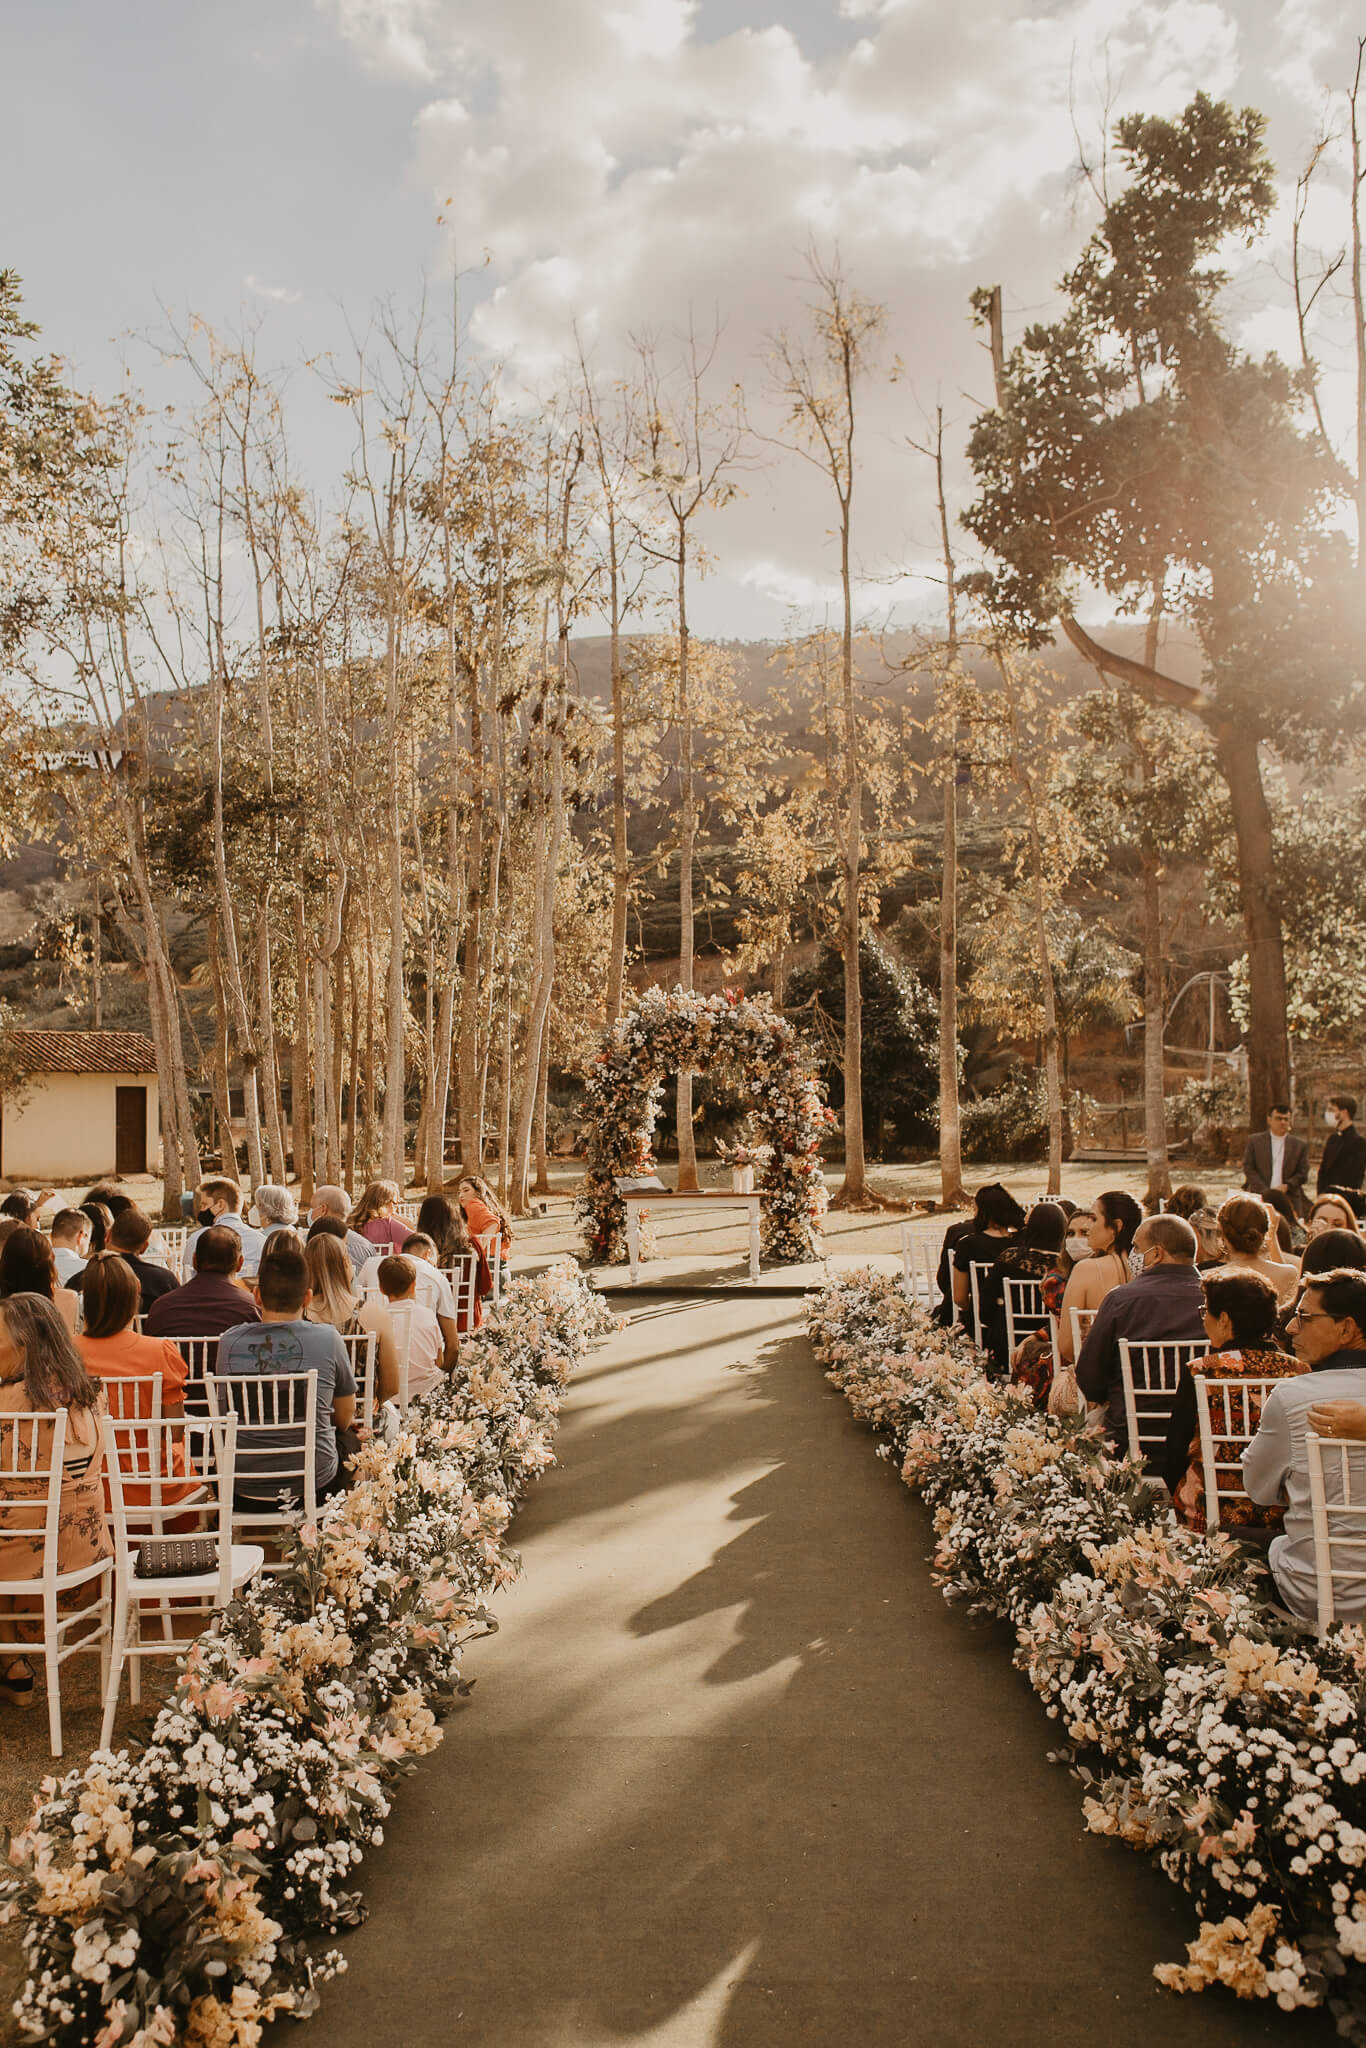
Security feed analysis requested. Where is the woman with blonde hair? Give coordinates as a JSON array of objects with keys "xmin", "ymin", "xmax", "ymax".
[
  {"xmin": 1305, "ymin": 1192, "xmax": 1361, "ymax": 1242},
  {"xmin": 305, "ymin": 1233, "xmax": 400, "ymax": 1407},
  {"xmin": 1214, "ymin": 1193, "xmax": 1301, "ymax": 1305},
  {"xmin": 348, "ymin": 1181, "xmax": 409, "ymax": 1256}
]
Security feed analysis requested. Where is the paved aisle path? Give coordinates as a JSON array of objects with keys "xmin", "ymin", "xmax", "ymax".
[{"xmin": 286, "ymin": 1297, "xmax": 1329, "ymax": 2048}]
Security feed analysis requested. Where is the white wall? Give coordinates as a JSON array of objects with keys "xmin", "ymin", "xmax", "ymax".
[{"xmin": 0, "ymin": 1071, "xmax": 160, "ymax": 1183}]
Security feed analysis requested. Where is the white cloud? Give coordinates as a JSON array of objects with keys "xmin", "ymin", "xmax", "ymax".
[
  {"xmin": 316, "ymin": 0, "xmax": 1354, "ymax": 636},
  {"xmin": 244, "ymin": 274, "xmax": 304, "ymax": 304}
]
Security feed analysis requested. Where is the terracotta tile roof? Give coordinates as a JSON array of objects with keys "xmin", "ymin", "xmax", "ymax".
[{"xmin": 3, "ymin": 1031, "xmax": 158, "ymax": 1075}]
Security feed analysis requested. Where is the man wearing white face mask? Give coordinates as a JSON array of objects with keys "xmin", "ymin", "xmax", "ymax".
[
  {"xmin": 1318, "ymin": 1096, "xmax": 1366, "ymax": 1210},
  {"xmin": 1075, "ymin": 1215, "xmax": 1206, "ymax": 1449}
]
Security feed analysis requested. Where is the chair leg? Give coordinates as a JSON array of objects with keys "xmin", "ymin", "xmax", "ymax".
[
  {"xmin": 100, "ymin": 1587, "xmax": 128, "ymax": 1753},
  {"xmin": 128, "ymin": 1611, "xmax": 141, "ymax": 1706},
  {"xmin": 44, "ymin": 1635, "xmax": 62, "ymax": 1759}
]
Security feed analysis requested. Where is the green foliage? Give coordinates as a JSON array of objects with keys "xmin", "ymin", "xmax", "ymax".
[
  {"xmin": 785, "ymin": 933, "xmax": 938, "ymax": 1153},
  {"xmin": 1217, "ymin": 782, "xmax": 1366, "ymax": 1042},
  {"xmin": 963, "ymin": 96, "xmax": 1357, "ymax": 751},
  {"xmin": 961, "ymin": 1065, "xmax": 1048, "ymax": 1161}
]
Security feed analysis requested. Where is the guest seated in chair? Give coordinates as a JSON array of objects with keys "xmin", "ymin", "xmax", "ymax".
[
  {"xmin": 145, "ymin": 1226, "xmax": 262, "ymax": 1339},
  {"xmin": 211, "ymin": 1240, "xmax": 358, "ymax": 1507},
  {"xmin": 0, "ymin": 1228, "xmax": 80, "ymax": 1334},
  {"xmin": 1158, "ymin": 1269, "xmax": 1302, "ymax": 1530},
  {"xmin": 1242, "ymin": 1269, "xmax": 1366, "ymax": 1619},
  {"xmin": 0, "ymin": 1295, "xmax": 109, "ymax": 1709},
  {"xmin": 1075, "ymin": 1214, "xmax": 1205, "ymax": 1448}
]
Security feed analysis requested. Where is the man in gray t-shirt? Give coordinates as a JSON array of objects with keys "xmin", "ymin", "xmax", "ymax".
[{"xmin": 212, "ymin": 1243, "xmax": 356, "ymax": 1504}]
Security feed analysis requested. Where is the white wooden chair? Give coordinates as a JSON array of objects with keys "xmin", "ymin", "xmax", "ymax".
[
  {"xmin": 338, "ymin": 1329, "xmax": 380, "ymax": 1430},
  {"xmin": 440, "ymin": 1253, "xmax": 483, "ymax": 1333},
  {"xmin": 1118, "ymin": 1339, "xmax": 1205, "ymax": 1461},
  {"xmin": 967, "ymin": 1261, "xmax": 994, "ymax": 1350},
  {"xmin": 205, "ymin": 1372, "xmax": 318, "ymax": 1556},
  {"xmin": 385, "ymin": 1301, "xmax": 416, "ymax": 1423},
  {"xmin": 0, "ymin": 1410, "xmax": 115, "ymax": 1758},
  {"xmin": 473, "ymin": 1228, "xmax": 503, "ymax": 1303},
  {"xmin": 168, "ymin": 1336, "xmax": 223, "ymax": 1419},
  {"xmin": 1192, "ymin": 1373, "xmax": 1289, "ymax": 1534},
  {"xmin": 394, "ymin": 1200, "xmax": 421, "ymax": 1227},
  {"xmin": 1069, "ymin": 1305, "xmax": 1097, "ymax": 1359},
  {"xmin": 1003, "ymin": 1277, "xmax": 1058, "ymax": 1372},
  {"xmin": 98, "ymin": 1412, "xmax": 265, "ymax": 1748},
  {"xmin": 148, "ymin": 1225, "xmax": 189, "ymax": 1278},
  {"xmin": 898, "ymin": 1226, "xmax": 937, "ymax": 1310},
  {"xmin": 1306, "ymin": 1433, "xmax": 1366, "ymax": 1632}
]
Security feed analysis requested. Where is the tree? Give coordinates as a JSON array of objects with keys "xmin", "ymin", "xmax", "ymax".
[
  {"xmin": 964, "ymin": 94, "xmax": 1358, "ymax": 1128},
  {"xmin": 1055, "ymin": 687, "xmax": 1219, "ymax": 1201},
  {"xmin": 633, "ymin": 327, "xmax": 746, "ymax": 1190},
  {"xmin": 785, "ymin": 934, "xmax": 936, "ymax": 1159},
  {"xmin": 770, "ymin": 252, "xmax": 885, "ymax": 1205}
]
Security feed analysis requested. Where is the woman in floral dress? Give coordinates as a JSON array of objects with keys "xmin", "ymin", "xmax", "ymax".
[
  {"xmin": 1159, "ymin": 1268, "xmax": 1303, "ymax": 1532},
  {"xmin": 0, "ymin": 1293, "xmax": 110, "ymax": 1708}
]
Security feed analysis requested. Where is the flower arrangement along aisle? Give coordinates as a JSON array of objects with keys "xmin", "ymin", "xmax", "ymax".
[
  {"xmin": 0, "ymin": 1263, "xmax": 617, "ymax": 2048},
  {"xmin": 576, "ymin": 984, "xmax": 834, "ymax": 1268},
  {"xmin": 808, "ymin": 1270, "xmax": 1366, "ymax": 2040}
]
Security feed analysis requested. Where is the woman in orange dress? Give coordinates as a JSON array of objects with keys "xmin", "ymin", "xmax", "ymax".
[
  {"xmin": 0, "ymin": 1293, "xmax": 110, "ymax": 1708},
  {"xmin": 77, "ymin": 1255, "xmax": 195, "ymax": 1515},
  {"xmin": 458, "ymin": 1177, "xmax": 514, "ymax": 1293}
]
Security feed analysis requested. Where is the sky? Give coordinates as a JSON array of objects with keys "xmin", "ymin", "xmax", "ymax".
[{"xmin": 1, "ymin": 0, "xmax": 1358, "ymax": 639}]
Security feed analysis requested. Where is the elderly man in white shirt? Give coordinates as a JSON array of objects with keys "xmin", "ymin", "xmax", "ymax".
[{"xmin": 1243, "ymin": 1267, "xmax": 1366, "ymax": 1618}]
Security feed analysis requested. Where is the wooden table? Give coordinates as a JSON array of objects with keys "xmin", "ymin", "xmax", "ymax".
[{"xmin": 620, "ymin": 1188, "xmax": 762, "ymax": 1283}]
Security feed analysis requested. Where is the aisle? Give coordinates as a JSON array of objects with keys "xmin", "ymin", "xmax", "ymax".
[{"xmin": 285, "ymin": 1296, "xmax": 1328, "ymax": 2047}]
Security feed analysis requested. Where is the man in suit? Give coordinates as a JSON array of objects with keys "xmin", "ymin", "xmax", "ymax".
[
  {"xmin": 1318, "ymin": 1095, "xmax": 1366, "ymax": 1211},
  {"xmin": 1243, "ymin": 1103, "xmax": 1309, "ymax": 1227}
]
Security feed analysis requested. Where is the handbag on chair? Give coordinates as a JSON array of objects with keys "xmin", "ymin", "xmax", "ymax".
[{"xmin": 133, "ymin": 1537, "xmax": 219, "ymax": 1578}]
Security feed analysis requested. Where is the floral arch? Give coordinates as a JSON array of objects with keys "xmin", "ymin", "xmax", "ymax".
[{"xmin": 577, "ymin": 986, "xmax": 833, "ymax": 1268}]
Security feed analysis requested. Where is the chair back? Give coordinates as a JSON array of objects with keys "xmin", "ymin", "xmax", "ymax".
[
  {"xmin": 473, "ymin": 1228, "xmax": 502, "ymax": 1301},
  {"xmin": 1003, "ymin": 1277, "xmax": 1048, "ymax": 1362},
  {"xmin": 1069, "ymin": 1305, "xmax": 1097, "ymax": 1359},
  {"xmin": 168, "ymin": 1336, "xmax": 223, "ymax": 1417},
  {"xmin": 100, "ymin": 1374, "xmax": 165, "ymax": 1425},
  {"xmin": 967, "ymin": 1261, "xmax": 993, "ymax": 1347},
  {"xmin": 1192, "ymin": 1373, "xmax": 1289, "ymax": 1534},
  {"xmin": 1118, "ymin": 1338, "xmax": 1205, "ymax": 1459},
  {"xmin": 206, "ymin": 1371, "xmax": 318, "ymax": 1524},
  {"xmin": 101, "ymin": 1412, "xmax": 238, "ymax": 1609},
  {"xmin": 0, "ymin": 1409, "xmax": 67, "ymax": 1575},
  {"xmin": 149, "ymin": 1225, "xmax": 189, "ymax": 1277},
  {"xmin": 898, "ymin": 1225, "xmax": 937, "ymax": 1309},
  {"xmin": 338, "ymin": 1329, "xmax": 379, "ymax": 1429},
  {"xmin": 386, "ymin": 1302, "xmax": 416, "ymax": 1420},
  {"xmin": 441, "ymin": 1253, "xmax": 482, "ymax": 1333},
  {"xmin": 394, "ymin": 1200, "xmax": 422, "ymax": 1226},
  {"xmin": 1306, "ymin": 1432, "xmax": 1366, "ymax": 1631}
]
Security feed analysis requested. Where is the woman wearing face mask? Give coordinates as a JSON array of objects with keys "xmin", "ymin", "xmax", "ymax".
[
  {"xmin": 1305, "ymin": 1192, "xmax": 1361, "ymax": 1242},
  {"xmin": 980, "ymin": 1200, "xmax": 1066, "ymax": 1387},
  {"xmin": 1055, "ymin": 1189, "xmax": 1143, "ymax": 1365}
]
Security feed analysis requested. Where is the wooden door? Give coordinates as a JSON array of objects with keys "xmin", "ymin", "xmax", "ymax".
[{"xmin": 115, "ymin": 1086, "xmax": 147, "ymax": 1175}]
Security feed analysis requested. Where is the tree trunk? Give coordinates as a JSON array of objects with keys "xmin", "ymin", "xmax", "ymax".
[
  {"xmin": 257, "ymin": 910, "xmax": 287, "ymax": 1181},
  {"xmin": 1216, "ymin": 727, "xmax": 1292, "ymax": 1126},
  {"xmin": 292, "ymin": 897, "xmax": 315, "ymax": 1210},
  {"xmin": 1140, "ymin": 831, "xmax": 1171, "ymax": 1205},
  {"xmin": 605, "ymin": 521, "xmax": 630, "ymax": 1026},
  {"xmin": 931, "ymin": 410, "xmax": 965, "ymax": 1209},
  {"xmin": 675, "ymin": 538, "xmax": 700, "ymax": 1191},
  {"xmin": 533, "ymin": 1028, "xmax": 551, "ymax": 1196}
]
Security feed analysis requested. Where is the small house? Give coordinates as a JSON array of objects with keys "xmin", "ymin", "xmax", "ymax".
[{"xmin": 0, "ymin": 1031, "xmax": 159, "ymax": 1184}]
